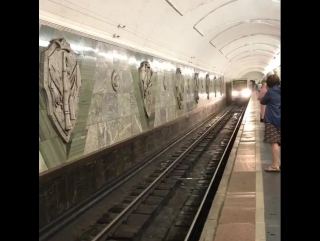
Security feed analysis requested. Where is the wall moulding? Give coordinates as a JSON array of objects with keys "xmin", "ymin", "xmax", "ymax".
[{"xmin": 41, "ymin": 38, "xmax": 82, "ymax": 142}]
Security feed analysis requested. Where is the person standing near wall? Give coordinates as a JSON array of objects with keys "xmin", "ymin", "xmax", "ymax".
[{"xmin": 260, "ymin": 74, "xmax": 281, "ymax": 172}]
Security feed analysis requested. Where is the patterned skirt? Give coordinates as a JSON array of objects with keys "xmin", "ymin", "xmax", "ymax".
[{"xmin": 264, "ymin": 123, "xmax": 281, "ymax": 144}]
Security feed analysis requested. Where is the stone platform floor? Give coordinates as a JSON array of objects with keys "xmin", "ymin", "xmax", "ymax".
[{"xmin": 199, "ymin": 96, "xmax": 280, "ymax": 241}]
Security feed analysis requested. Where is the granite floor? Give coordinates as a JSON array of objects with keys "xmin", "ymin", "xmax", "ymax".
[{"xmin": 199, "ymin": 95, "xmax": 280, "ymax": 241}]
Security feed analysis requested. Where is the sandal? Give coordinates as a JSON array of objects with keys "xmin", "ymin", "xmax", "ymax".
[{"xmin": 265, "ymin": 166, "xmax": 280, "ymax": 172}]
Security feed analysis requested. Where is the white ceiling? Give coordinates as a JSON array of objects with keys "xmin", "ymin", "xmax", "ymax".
[{"xmin": 39, "ymin": 0, "xmax": 280, "ymax": 78}]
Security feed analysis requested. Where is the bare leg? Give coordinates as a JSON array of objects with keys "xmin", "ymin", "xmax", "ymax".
[{"xmin": 271, "ymin": 143, "xmax": 280, "ymax": 168}]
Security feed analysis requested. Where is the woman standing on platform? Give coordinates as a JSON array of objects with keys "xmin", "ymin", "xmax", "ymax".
[
  {"xmin": 257, "ymin": 80, "xmax": 267, "ymax": 122},
  {"xmin": 260, "ymin": 74, "xmax": 281, "ymax": 172}
]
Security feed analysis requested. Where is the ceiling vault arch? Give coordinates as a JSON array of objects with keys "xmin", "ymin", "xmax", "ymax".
[{"xmin": 40, "ymin": 0, "xmax": 280, "ymax": 78}]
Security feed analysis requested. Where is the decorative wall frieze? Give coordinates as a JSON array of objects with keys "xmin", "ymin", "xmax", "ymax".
[
  {"xmin": 176, "ymin": 68, "xmax": 184, "ymax": 109},
  {"xmin": 41, "ymin": 38, "xmax": 82, "ymax": 142},
  {"xmin": 138, "ymin": 61, "xmax": 153, "ymax": 117},
  {"xmin": 194, "ymin": 73, "xmax": 199, "ymax": 103}
]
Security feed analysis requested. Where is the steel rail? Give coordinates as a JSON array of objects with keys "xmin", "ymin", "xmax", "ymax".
[
  {"xmin": 184, "ymin": 105, "xmax": 247, "ymax": 241},
  {"xmin": 39, "ymin": 105, "xmax": 230, "ymax": 241},
  {"xmin": 91, "ymin": 106, "xmax": 234, "ymax": 241}
]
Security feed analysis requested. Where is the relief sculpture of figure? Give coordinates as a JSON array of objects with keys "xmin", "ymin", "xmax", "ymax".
[
  {"xmin": 138, "ymin": 61, "xmax": 153, "ymax": 117},
  {"xmin": 205, "ymin": 74, "xmax": 210, "ymax": 100},
  {"xmin": 41, "ymin": 38, "xmax": 82, "ymax": 142},
  {"xmin": 194, "ymin": 73, "xmax": 200, "ymax": 103},
  {"xmin": 176, "ymin": 68, "xmax": 184, "ymax": 109}
]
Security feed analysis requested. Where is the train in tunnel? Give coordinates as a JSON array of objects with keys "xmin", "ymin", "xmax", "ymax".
[{"xmin": 231, "ymin": 78, "xmax": 251, "ymax": 105}]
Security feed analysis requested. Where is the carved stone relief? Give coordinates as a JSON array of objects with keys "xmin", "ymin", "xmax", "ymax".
[
  {"xmin": 111, "ymin": 70, "xmax": 120, "ymax": 92},
  {"xmin": 194, "ymin": 73, "xmax": 200, "ymax": 103},
  {"xmin": 205, "ymin": 74, "xmax": 210, "ymax": 100},
  {"xmin": 138, "ymin": 61, "xmax": 153, "ymax": 118},
  {"xmin": 163, "ymin": 76, "xmax": 167, "ymax": 90},
  {"xmin": 175, "ymin": 68, "xmax": 184, "ymax": 109},
  {"xmin": 41, "ymin": 38, "xmax": 82, "ymax": 142}
]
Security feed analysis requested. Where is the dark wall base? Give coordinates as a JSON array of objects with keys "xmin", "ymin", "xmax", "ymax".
[{"xmin": 39, "ymin": 99, "xmax": 225, "ymax": 230}]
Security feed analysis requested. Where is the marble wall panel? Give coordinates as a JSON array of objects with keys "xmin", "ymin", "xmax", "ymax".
[
  {"xmin": 84, "ymin": 122, "xmax": 110, "ymax": 155},
  {"xmin": 154, "ymin": 109, "xmax": 161, "ymax": 127},
  {"xmin": 130, "ymin": 93, "xmax": 139, "ymax": 115},
  {"xmin": 87, "ymin": 93, "xmax": 104, "ymax": 125},
  {"xmin": 39, "ymin": 151, "xmax": 48, "ymax": 173},
  {"xmin": 106, "ymin": 116, "xmax": 132, "ymax": 144},
  {"xmin": 102, "ymin": 93, "xmax": 119, "ymax": 121},
  {"xmin": 122, "ymin": 70, "xmax": 134, "ymax": 93},
  {"xmin": 132, "ymin": 114, "xmax": 143, "ymax": 136},
  {"xmin": 39, "ymin": 25, "xmax": 225, "ymax": 172},
  {"xmin": 167, "ymin": 106, "xmax": 176, "ymax": 122},
  {"xmin": 118, "ymin": 93, "xmax": 131, "ymax": 117},
  {"xmin": 92, "ymin": 68, "xmax": 109, "ymax": 94}
]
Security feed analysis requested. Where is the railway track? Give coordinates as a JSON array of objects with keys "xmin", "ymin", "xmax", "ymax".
[{"xmin": 69, "ymin": 103, "xmax": 247, "ymax": 241}]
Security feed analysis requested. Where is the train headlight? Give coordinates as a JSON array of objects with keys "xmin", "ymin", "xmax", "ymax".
[
  {"xmin": 232, "ymin": 91, "xmax": 239, "ymax": 96},
  {"xmin": 241, "ymin": 88, "xmax": 252, "ymax": 98}
]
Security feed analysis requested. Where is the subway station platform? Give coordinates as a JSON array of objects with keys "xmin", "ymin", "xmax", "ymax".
[{"xmin": 200, "ymin": 96, "xmax": 281, "ymax": 241}]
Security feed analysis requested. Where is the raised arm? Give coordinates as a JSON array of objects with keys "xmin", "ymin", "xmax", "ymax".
[
  {"xmin": 257, "ymin": 85, "xmax": 267, "ymax": 100},
  {"xmin": 260, "ymin": 90, "xmax": 271, "ymax": 105}
]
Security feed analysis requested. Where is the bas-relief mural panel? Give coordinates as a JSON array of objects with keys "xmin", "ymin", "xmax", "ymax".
[{"xmin": 39, "ymin": 25, "xmax": 225, "ymax": 170}]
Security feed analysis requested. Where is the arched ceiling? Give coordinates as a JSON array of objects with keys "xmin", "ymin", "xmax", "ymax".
[{"xmin": 39, "ymin": 0, "xmax": 280, "ymax": 79}]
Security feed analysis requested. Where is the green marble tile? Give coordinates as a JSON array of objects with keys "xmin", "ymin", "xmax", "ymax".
[
  {"xmin": 132, "ymin": 114, "xmax": 143, "ymax": 136},
  {"xmin": 69, "ymin": 77, "xmax": 94, "ymax": 159},
  {"xmin": 39, "ymin": 25, "xmax": 61, "ymax": 42},
  {"xmin": 117, "ymin": 116, "xmax": 132, "ymax": 141},
  {"xmin": 73, "ymin": 104, "xmax": 90, "ymax": 133},
  {"xmin": 118, "ymin": 93, "xmax": 131, "ymax": 117},
  {"xmin": 62, "ymin": 31, "xmax": 84, "ymax": 47},
  {"xmin": 92, "ymin": 68, "xmax": 109, "ymax": 94},
  {"xmin": 80, "ymin": 55, "xmax": 97, "ymax": 68},
  {"xmin": 67, "ymin": 129, "xmax": 88, "ymax": 161},
  {"xmin": 39, "ymin": 85, "xmax": 47, "ymax": 110},
  {"xmin": 84, "ymin": 122, "xmax": 110, "ymax": 155},
  {"xmin": 39, "ymin": 138, "xmax": 67, "ymax": 169},
  {"xmin": 39, "ymin": 110, "xmax": 58, "ymax": 140},
  {"xmin": 39, "ymin": 47, "xmax": 46, "ymax": 63},
  {"xmin": 87, "ymin": 93, "xmax": 104, "ymax": 125},
  {"xmin": 122, "ymin": 70, "xmax": 133, "ymax": 93},
  {"xmin": 79, "ymin": 65, "xmax": 96, "ymax": 80},
  {"xmin": 79, "ymin": 79, "xmax": 95, "ymax": 105}
]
